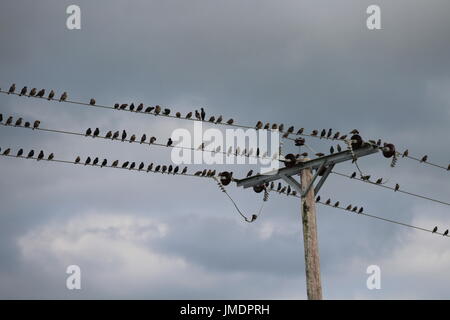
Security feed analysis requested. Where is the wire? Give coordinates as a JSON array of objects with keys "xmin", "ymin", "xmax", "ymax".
[{"xmin": 331, "ymin": 170, "xmax": 450, "ymax": 207}]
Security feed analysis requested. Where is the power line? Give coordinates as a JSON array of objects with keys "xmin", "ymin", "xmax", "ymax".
[{"xmin": 331, "ymin": 170, "xmax": 450, "ymax": 207}]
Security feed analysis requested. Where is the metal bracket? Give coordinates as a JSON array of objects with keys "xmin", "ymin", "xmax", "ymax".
[
  {"xmin": 301, "ymin": 162, "xmax": 326, "ymax": 197},
  {"xmin": 314, "ymin": 163, "xmax": 334, "ymax": 195},
  {"xmin": 280, "ymin": 174, "xmax": 302, "ymax": 194}
]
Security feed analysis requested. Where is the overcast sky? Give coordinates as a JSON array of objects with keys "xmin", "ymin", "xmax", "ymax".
[{"xmin": 0, "ymin": 0, "xmax": 449, "ymax": 299}]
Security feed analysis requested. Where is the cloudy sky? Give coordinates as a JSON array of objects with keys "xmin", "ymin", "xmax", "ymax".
[{"xmin": 0, "ymin": 0, "xmax": 449, "ymax": 299}]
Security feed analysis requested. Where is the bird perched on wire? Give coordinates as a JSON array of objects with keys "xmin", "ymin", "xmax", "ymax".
[
  {"xmin": 147, "ymin": 163, "xmax": 154, "ymax": 172},
  {"xmin": 182, "ymin": 167, "xmax": 187, "ymax": 174},
  {"xmin": 112, "ymin": 131, "xmax": 119, "ymax": 140},
  {"xmin": 84, "ymin": 157, "xmax": 91, "ymax": 165},
  {"xmin": 89, "ymin": 98, "xmax": 96, "ymax": 105},
  {"xmin": 194, "ymin": 110, "xmax": 200, "ymax": 120},
  {"xmin": 75, "ymin": 156, "xmax": 81, "ymax": 164},
  {"xmin": 175, "ymin": 112, "xmax": 181, "ymax": 118},
  {"xmin": 297, "ymin": 128, "xmax": 304, "ymax": 135},
  {"xmin": 174, "ymin": 166, "xmax": 179, "ymax": 175},
  {"xmin": 8, "ymin": 84, "xmax": 16, "ymax": 94},
  {"xmin": 334, "ymin": 201, "xmax": 340, "ymax": 207},
  {"xmin": 16, "ymin": 149, "xmax": 23, "ymax": 157},
  {"xmin": 168, "ymin": 165, "xmax": 173, "ymax": 174},
  {"xmin": 14, "ymin": 118, "xmax": 22, "ymax": 127},
  {"xmin": 358, "ymin": 207, "xmax": 363, "ymax": 214},
  {"xmin": 19, "ymin": 86, "xmax": 27, "ymax": 96},
  {"xmin": 27, "ymin": 150, "xmax": 35, "ymax": 158},
  {"xmin": 59, "ymin": 92, "xmax": 68, "ymax": 102},
  {"xmin": 395, "ymin": 183, "xmax": 400, "ymax": 191},
  {"xmin": 36, "ymin": 89, "xmax": 45, "ymax": 97},
  {"xmin": 114, "ymin": 103, "xmax": 119, "ymax": 109},
  {"xmin": 246, "ymin": 170, "xmax": 253, "ymax": 177},
  {"xmin": 129, "ymin": 103, "xmax": 135, "ymax": 112},
  {"xmin": 185, "ymin": 112, "xmax": 192, "ymax": 119},
  {"xmin": 119, "ymin": 104, "xmax": 128, "ymax": 110},
  {"xmin": 140, "ymin": 134, "xmax": 146, "ymax": 144},
  {"xmin": 24, "ymin": 121, "xmax": 30, "ymax": 128},
  {"xmin": 350, "ymin": 172, "xmax": 356, "ymax": 179},
  {"xmin": 345, "ymin": 204, "xmax": 352, "ymax": 211},
  {"xmin": 130, "ymin": 134, "xmax": 136, "ymax": 143},
  {"xmin": 111, "ymin": 160, "xmax": 118, "ymax": 167},
  {"xmin": 316, "ymin": 196, "xmax": 321, "ymax": 202},
  {"xmin": 93, "ymin": 157, "xmax": 99, "ymax": 166},
  {"xmin": 163, "ymin": 108, "xmax": 171, "ymax": 116},
  {"xmin": 122, "ymin": 161, "xmax": 129, "ymax": 169},
  {"xmin": 420, "ymin": 155, "xmax": 428, "ymax": 163},
  {"xmin": 162, "ymin": 165, "xmax": 167, "ymax": 173},
  {"xmin": 101, "ymin": 159, "xmax": 107, "ymax": 168},
  {"xmin": 315, "ymin": 153, "xmax": 325, "ymax": 157},
  {"xmin": 402, "ymin": 149, "xmax": 409, "ymax": 158},
  {"xmin": 330, "ymin": 146, "xmax": 334, "ymax": 154},
  {"xmin": 48, "ymin": 90, "xmax": 55, "ymax": 100},
  {"xmin": 444, "ymin": 230, "xmax": 449, "ymax": 236},
  {"xmin": 361, "ymin": 175, "xmax": 370, "ymax": 181},
  {"xmin": 227, "ymin": 119, "xmax": 234, "ymax": 125},
  {"xmin": 5, "ymin": 116, "xmax": 13, "ymax": 126},
  {"xmin": 154, "ymin": 165, "xmax": 161, "ymax": 172},
  {"xmin": 279, "ymin": 124, "xmax": 284, "ymax": 132},
  {"xmin": 200, "ymin": 108, "xmax": 206, "ymax": 121},
  {"xmin": 208, "ymin": 116, "xmax": 215, "ymax": 123},
  {"xmin": 216, "ymin": 115, "xmax": 222, "ymax": 123},
  {"xmin": 138, "ymin": 162, "xmax": 145, "ymax": 171},
  {"xmin": 129, "ymin": 162, "xmax": 136, "ymax": 170},
  {"xmin": 154, "ymin": 105, "xmax": 161, "ymax": 115},
  {"xmin": 350, "ymin": 129, "xmax": 359, "ymax": 134},
  {"xmin": 29, "ymin": 88, "xmax": 37, "ymax": 97},
  {"xmin": 149, "ymin": 136, "xmax": 156, "ymax": 144},
  {"xmin": 144, "ymin": 106, "xmax": 154, "ymax": 113},
  {"xmin": 311, "ymin": 130, "xmax": 318, "ymax": 136},
  {"xmin": 325, "ymin": 199, "xmax": 331, "ymax": 205},
  {"xmin": 136, "ymin": 103, "xmax": 144, "ymax": 112},
  {"xmin": 320, "ymin": 129, "xmax": 326, "ymax": 138},
  {"xmin": 121, "ymin": 130, "xmax": 127, "ymax": 142},
  {"xmin": 33, "ymin": 120, "xmax": 40, "ymax": 130},
  {"xmin": 167, "ymin": 138, "xmax": 173, "ymax": 147},
  {"xmin": 48, "ymin": 153, "xmax": 54, "ymax": 161},
  {"xmin": 85, "ymin": 128, "xmax": 92, "ymax": 136},
  {"xmin": 105, "ymin": 131, "xmax": 112, "ymax": 139},
  {"xmin": 376, "ymin": 178, "xmax": 383, "ymax": 184},
  {"xmin": 3, "ymin": 148, "xmax": 11, "ymax": 156},
  {"xmin": 432, "ymin": 226, "xmax": 438, "ymax": 233}
]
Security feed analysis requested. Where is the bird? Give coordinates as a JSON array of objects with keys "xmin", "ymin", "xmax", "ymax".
[
  {"xmin": 271, "ymin": 123, "xmax": 278, "ymax": 130},
  {"xmin": 121, "ymin": 130, "xmax": 127, "ymax": 142},
  {"xmin": 333, "ymin": 132, "xmax": 340, "ymax": 139},
  {"xmin": 120, "ymin": 104, "xmax": 128, "ymax": 110},
  {"xmin": 3, "ymin": 148, "xmax": 11, "ymax": 156},
  {"xmin": 59, "ymin": 92, "xmax": 67, "ymax": 102},
  {"xmin": 27, "ymin": 150, "xmax": 34, "ymax": 158},
  {"xmin": 16, "ymin": 149, "xmax": 23, "ymax": 157},
  {"xmin": 149, "ymin": 136, "xmax": 156, "ymax": 144},
  {"xmin": 111, "ymin": 160, "xmax": 119, "ymax": 167},
  {"xmin": 402, "ymin": 149, "xmax": 409, "ymax": 158},
  {"xmin": 279, "ymin": 186, "xmax": 286, "ymax": 194},
  {"xmin": 105, "ymin": 131, "xmax": 112, "ymax": 139},
  {"xmin": 194, "ymin": 171, "xmax": 201, "ymax": 176},
  {"xmin": 48, "ymin": 90, "xmax": 55, "ymax": 100},
  {"xmin": 358, "ymin": 207, "xmax": 363, "ymax": 214},
  {"xmin": 334, "ymin": 201, "xmax": 340, "ymax": 207},
  {"xmin": 154, "ymin": 165, "xmax": 161, "ymax": 172},
  {"xmin": 138, "ymin": 162, "xmax": 145, "ymax": 171},
  {"xmin": 200, "ymin": 108, "xmax": 206, "ymax": 121},
  {"xmin": 122, "ymin": 161, "xmax": 129, "ymax": 169},
  {"xmin": 311, "ymin": 130, "xmax": 318, "ymax": 136},
  {"xmin": 24, "ymin": 121, "xmax": 30, "ymax": 128},
  {"xmin": 154, "ymin": 105, "xmax": 161, "ymax": 115},
  {"xmin": 315, "ymin": 153, "xmax": 325, "ymax": 157},
  {"xmin": 130, "ymin": 134, "xmax": 136, "ymax": 143},
  {"xmin": 129, "ymin": 103, "xmax": 135, "ymax": 112},
  {"xmin": 325, "ymin": 199, "xmax": 331, "ymax": 205},
  {"xmin": 208, "ymin": 116, "xmax": 215, "ymax": 122},
  {"xmin": 432, "ymin": 226, "xmax": 438, "ymax": 233},
  {"xmin": 140, "ymin": 134, "xmax": 146, "ymax": 144},
  {"xmin": 168, "ymin": 165, "xmax": 173, "ymax": 174},
  {"xmin": 352, "ymin": 207, "xmax": 358, "ymax": 212},
  {"xmin": 448, "ymin": 164, "xmax": 450, "ymax": 171},
  {"xmin": 101, "ymin": 159, "xmax": 107, "ymax": 167},
  {"xmin": 144, "ymin": 106, "xmax": 154, "ymax": 113},
  {"xmin": 47, "ymin": 153, "xmax": 54, "ymax": 161},
  {"xmin": 444, "ymin": 230, "xmax": 449, "ymax": 236},
  {"xmin": 216, "ymin": 115, "xmax": 222, "ymax": 123},
  {"xmin": 337, "ymin": 144, "xmax": 342, "ymax": 152},
  {"xmin": 264, "ymin": 123, "xmax": 270, "ymax": 130},
  {"xmin": 114, "ymin": 103, "xmax": 119, "ymax": 109},
  {"xmin": 376, "ymin": 178, "xmax": 383, "ymax": 184},
  {"xmin": 394, "ymin": 183, "xmax": 400, "ymax": 191},
  {"xmin": 185, "ymin": 112, "xmax": 192, "ymax": 119},
  {"xmin": 167, "ymin": 138, "xmax": 173, "ymax": 147},
  {"xmin": 19, "ymin": 86, "xmax": 27, "ymax": 96},
  {"xmin": 8, "ymin": 84, "xmax": 16, "ymax": 94},
  {"xmin": 6, "ymin": 116, "xmax": 13, "ymax": 125},
  {"xmin": 89, "ymin": 98, "xmax": 96, "ymax": 105},
  {"xmin": 29, "ymin": 88, "xmax": 37, "ymax": 97},
  {"xmin": 361, "ymin": 175, "xmax": 371, "ymax": 181},
  {"xmin": 14, "ymin": 118, "xmax": 22, "ymax": 126},
  {"xmin": 129, "ymin": 162, "xmax": 136, "ymax": 170},
  {"xmin": 147, "ymin": 163, "xmax": 154, "ymax": 172},
  {"xmin": 75, "ymin": 156, "xmax": 81, "ymax": 164},
  {"xmin": 246, "ymin": 170, "xmax": 253, "ymax": 177},
  {"xmin": 351, "ymin": 172, "xmax": 357, "ymax": 179},
  {"xmin": 85, "ymin": 128, "xmax": 92, "ymax": 136},
  {"xmin": 36, "ymin": 89, "xmax": 45, "ymax": 97},
  {"xmin": 36, "ymin": 151, "xmax": 44, "ymax": 160},
  {"xmin": 350, "ymin": 129, "xmax": 359, "ymax": 134},
  {"xmin": 33, "ymin": 120, "xmax": 40, "ymax": 130},
  {"xmin": 420, "ymin": 155, "xmax": 428, "ymax": 163},
  {"xmin": 279, "ymin": 124, "xmax": 284, "ymax": 132},
  {"xmin": 339, "ymin": 134, "xmax": 347, "ymax": 140},
  {"xmin": 112, "ymin": 131, "xmax": 119, "ymax": 140},
  {"xmin": 316, "ymin": 196, "xmax": 321, "ymax": 202},
  {"xmin": 297, "ymin": 128, "xmax": 304, "ymax": 135},
  {"xmin": 181, "ymin": 167, "xmax": 187, "ymax": 174},
  {"xmin": 84, "ymin": 157, "xmax": 91, "ymax": 165},
  {"xmin": 255, "ymin": 121, "xmax": 263, "ymax": 129},
  {"xmin": 93, "ymin": 157, "xmax": 99, "ymax": 166},
  {"xmin": 162, "ymin": 165, "xmax": 167, "ymax": 173},
  {"xmin": 226, "ymin": 119, "xmax": 234, "ymax": 125},
  {"xmin": 174, "ymin": 166, "xmax": 179, "ymax": 174},
  {"xmin": 287, "ymin": 126, "xmax": 294, "ymax": 134},
  {"xmin": 0, "ymin": 113, "xmax": 2, "ymax": 122},
  {"xmin": 345, "ymin": 204, "xmax": 352, "ymax": 211},
  {"xmin": 330, "ymin": 146, "xmax": 334, "ymax": 154},
  {"xmin": 176, "ymin": 112, "xmax": 181, "ymax": 118},
  {"xmin": 163, "ymin": 108, "xmax": 170, "ymax": 116},
  {"xmin": 194, "ymin": 110, "xmax": 201, "ymax": 120},
  {"xmin": 320, "ymin": 129, "xmax": 326, "ymax": 138},
  {"xmin": 136, "ymin": 103, "xmax": 144, "ymax": 112},
  {"xmin": 277, "ymin": 183, "xmax": 282, "ymax": 192}
]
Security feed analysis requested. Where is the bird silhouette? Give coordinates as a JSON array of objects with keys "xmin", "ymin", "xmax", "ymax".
[
  {"xmin": 84, "ymin": 157, "xmax": 91, "ymax": 165},
  {"xmin": 337, "ymin": 144, "xmax": 342, "ymax": 152},
  {"xmin": 194, "ymin": 171, "xmax": 201, "ymax": 176},
  {"xmin": 24, "ymin": 121, "xmax": 30, "ymax": 128},
  {"xmin": 264, "ymin": 123, "xmax": 270, "ymax": 130},
  {"xmin": 0, "ymin": 113, "xmax": 2, "ymax": 122},
  {"xmin": 112, "ymin": 131, "xmax": 119, "ymax": 140},
  {"xmin": 101, "ymin": 159, "xmax": 107, "ymax": 167},
  {"xmin": 167, "ymin": 138, "xmax": 173, "ymax": 147},
  {"xmin": 279, "ymin": 124, "xmax": 284, "ymax": 132},
  {"xmin": 376, "ymin": 178, "xmax": 383, "ymax": 184},
  {"xmin": 33, "ymin": 120, "xmax": 40, "ymax": 130},
  {"xmin": 182, "ymin": 167, "xmax": 187, "ymax": 174},
  {"xmin": 246, "ymin": 170, "xmax": 253, "ymax": 177},
  {"xmin": 350, "ymin": 172, "xmax": 356, "ymax": 179},
  {"xmin": 27, "ymin": 150, "xmax": 34, "ymax": 158},
  {"xmin": 36, "ymin": 89, "xmax": 45, "ymax": 97},
  {"xmin": 185, "ymin": 112, "xmax": 192, "ymax": 119},
  {"xmin": 316, "ymin": 196, "xmax": 321, "ymax": 202},
  {"xmin": 168, "ymin": 165, "xmax": 173, "ymax": 174},
  {"xmin": 315, "ymin": 153, "xmax": 325, "ymax": 157},
  {"xmin": 17, "ymin": 149, "xmax": 23, "ymax": 157},
  {"xmin": 194, "ymin": 110, "xmax": 200, "ymax": 120},
  {"xmin": 8, "ymin": 83, "xmax": 15, "ymax": 94},
  {"xmin": 147, "ymin": 163, "xmax": 154, "ymax": 172},
  {"xmin": 333, "ymin": 132, "xmax": 340, "ymax": 139},
  {"xmin": 111, "ymin": 160, "xmax": 119, "ymax": 167},
  {"xmin": 163, "ymin": 108, "xmax": 171, "ymax": 116},
  {"xmin": 350, "ymin": 129, "xmax": 359, "ymax": 134},
  {"xmin": 144, "ymin": 106, "xmax": 154, "ymax": 113},
  {"xmin": 287, "ymin": 126, "xmax": 294, "ymax": 133},
  {"xmin": 129, "ymin": 103, "xmax": 135, "ymax": 112},
  {"xmin": 105, "ymin": 131, "xmax": 112, "ymax": 139},
  {"xmin": 444, "ymin": 230, "xmax": 449, "ymax": 236},
  {"xmin": 216, "ymin": 115, "xmax": 222, "ymax": 123},
  {"xmin": 330, "ymin": 146, "xmax": 334, "ymax": 154},
  {"xmin": 20, "ymin": 86, "xmax": 27, "ymax": 96},
  {"xmin": 325, "ymin": 199, "xmax": 331, "ymax": 205},
  {"xmin": 358, "ymin": 207, "xmax": 363, "ymax": 214},
  {"xmin": 130, "ymin": 134, "xmax": 136, "ymax": 143},
  {"xmin": 402, "ymin": 149, "xmax": 409, "ymax": 157},
  {"xmin": 154, "ymin": 105, "xmax": 161, "ymax": 115},
  {"xmin": 432, "ymin": 226, "xmax": 438, "ymax": 233},
  {"xmin": 14, "ymin": 118, "xmax": 22, "ymax": 126},
  {"xmin": 85, "ymin": 128, "xmax": 92, "ymax": 136},
  {"xmin": 271, "ymin": 124, "xmax": 278, "ymax": 130},
  {"xmin": 121, "ymin": 130, "xmax": 127, "ymax": 142},
  {"xmin": 227, "ymin": 119, "xmax": 234, "ymax": 125},
  {"xmin": 136, "ymin": 103, "xmax": 144, "ymax": 112},
  {"xmin": 29, "ymin": 88, "xmax": 37, "ymax": 97},
  {"xmin": 176, "ymin": 112, "xmax": 181, "ymax": 118},
  {"xmin": 297, "ymin": 128, "xmax": 304, "ymax": 135},
  {"xmin": 154, "ymin": 165, "xmax": 161, "ymax": 172},
  {"xmin": 48, "ymin": 153, "xmax": 54, "ymax": 161},
  {"xmin": 75, "ymin": 156, "xmax": 81, "ymax": 164},
  {"xmin": 48, "ymin": 90, "xmax": 55, "ymax": 100},
  {"xmin": 311, "ymin": 130, "xmax": 318, "ymax": 136},
  {"xmin": 120, "ymin": 104, "xmax": 128, "ymax": 110},
  {"xmin": 421, "ymin": 155, "xmax": 428, "ymax": 163},
  {"xmin": 345, "ymin": 204, "xmax": 352, "ymax": 210},
  {"xmin": 89, "ymin": 98, "xmax": 96, "ymax": 105},
  {"xmin": 114, "ymin": 103, "xmax": 119, "ymax": 109},
  {"xmin": 208, "ymin": 116, "xmax": 215, "ymax": 122},
  {"xmin": 140, "ymin": 134, "xmax": 146, "ymax": 144},
  {"xmin": 200, "ymin": 108, "xmax": 206, "ymax": 121},
  {"xmin": 320, "ymin": 129, "xmax": 326, "ymax": 138},
  {"xmin": 361, "ymin": 175, "xmax": 371, "ymax": 181},
  {"xmin": 149, "ymin": 136, "xmax": 156, "ymax": 144},
  {"xmin": 93, "ymin": 157, "xmax": 99, "ymax": 166},
  {"xmin": 3, "ymin": 148, "xmax": 11, "ymax": 156},
  {"xmin": 162, "ymin": 165, "xmax": 167, "ymax": 173},
  {"xmin": 334, "ymin": 201, "xmax": 340, "ymax": 207},
  {"xmin": 395, "ymin": 183, "xmax": 400, "ymax": 191},
  {"xmin": 6, "ymin": 116, "xmax": 13, "ymax": 125},
  {"xmin": 122, "ymin": 161, "xmax": 129, "ymax": 169},
  {"xmin": 59, "ymin": 92, "xmax": 67, "ymax": 102},
  {"xmin": 138, "ymin": 162, "xmax": 145, "ymax": 170},
  {"xmin": 129, "ymin": 162, "xmax": 136, "ymax": 170}
]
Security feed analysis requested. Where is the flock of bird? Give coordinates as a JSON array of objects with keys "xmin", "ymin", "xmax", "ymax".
[{"xmin": 0, "ymin": 146, "xmax": 53, "ymax": 161}]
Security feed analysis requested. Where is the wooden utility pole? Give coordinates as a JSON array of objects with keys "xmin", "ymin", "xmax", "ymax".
[{"xmin": 300, "ymin": 164, "xmax": 323, "ymax": 300}]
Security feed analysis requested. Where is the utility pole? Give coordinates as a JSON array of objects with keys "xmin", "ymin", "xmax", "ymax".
[{"xmin": 300, "ymin": 163, "xmax": 322, "ymax": 300}]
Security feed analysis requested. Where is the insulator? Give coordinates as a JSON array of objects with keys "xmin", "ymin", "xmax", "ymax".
[
  {"xmin": 382, "ymin": 143, "xmax": 396, "ymax": 158},
  {"xmin": 219, "ymin": 171, "xmax": 232, "ymax": 186},
  {"xmin": 253, "ymin": 185, "xmax": 265, "ymax": 193}
]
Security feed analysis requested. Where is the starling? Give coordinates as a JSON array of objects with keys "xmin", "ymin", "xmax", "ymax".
[
  {"xmin": 6, "ymin": 116, "xmax": 13, "ymax": 125},
  {"xmin": 138, "ymin": 162, "xmax": 145, "ymax": 170},
  {"xmin": 136, "ymin": 103, "xmax": 144, "ymax": 112},
  {"xmin": 350, "ymin": 172, "xmax": 356, "ymax": 179},
  {"xmin": 33, "ymin": 120, "xmax": 40, "ymax": 130},
  {"xmin": 85, "ymin": 128, "xmax": 92, "ymax": 136},
  {"xmin": 185, "ymin": 112, "xmax": 192, "ymax": 119},
  {"xmin": 36, "ymin": 89, "xmax": 45, "ymax": 97},
  {"xmin": 167, "ymin": 138, "xmax": 173, "ymax": 147},
  {"xmin": 84, "ymin": 157, "xmax": 91, "ymax": 165},
  {"xmin": 34, "ymin": 151, "xmax": 43, "ymax": 162},
  {"xmin": 420, "ymin": 155, "xmax": 428, "ymax": 163},
  {"xmin": 352, "ymin": 207, "xmax": 358, "ymax": 212},
  {"xmin": 264, "ymin": 123, "xmax": 270, "ymax": 130},
  {"xmin": 48, "ymin": 153, "xmax": 54, "ymax": 161},
  {"xmin": 320, "ymin": 129, "xmax": 326, "ymax": 138},
  {"xmin": 250, "ymin": 214, "xmax": 258, "ymax": 222},
  {"xmin": 93, "ymin": 157, "xmax": 99, "ymax": 166},
  {"xmin": 130, "ymin": 134, "xmax": 136, "ymax": 143},
  {"xmin": 168, "ymin": 165, "xmax": 173, "ymax": 173},
  {"xmin": 361, "ymin": 175, "xmax": 371, "ymax": 181},
  {"xmin": 14, "ymin": 118, "xmax": 22, "ymax": 126},
  {"xmin": 311, "ymin": 130, "xmax": 318, "ymax": 136},
  {"xmin": 75, "ymin": 156, "xmax": 81, "ymax": 164},
  {"xmin": 147, "ymin": 163, "xmax": 154, "ymax": 172},
  {"xmin": 121, "ymin": 130, "xmax": 127, "ymax": 142},
  {"xmin": 246, "ymin": 170, "xmax": 253, "ymax": 177},
  {"xmin": 271, "ymin": 123, "xmax": 278, "ymax": 130},
  {"xmin": 112, "ymin": 160, "xmax": 119, "ymax": 167},
  {"xmin": 432, "ymin": 226, "xmax": 438, "ymax": 233},
  {"xmin": 149, "ymin": 136, "xmax": 156, "ymax": 144},
  {"xmin": 8, "ymin": 83, "xmax": 16, "ymax": 94},
  {"xmin": 29, "ymin": 88, "xmax": 37, "ymax": 97},
  {"xmin": 59, "ymin": 92, "xmax": 67, "ymax": 102},
  {"xmin": 358, "ymin": 207, "xmax": 363, "ymax": 214},
  {"xmin": 112, "ymin": 131, "xmax": 119, "ymax": 140},
  {"xmin": 297, "ymin": 128, "xmax": 304, "ymax": 135},
  {"xmin": 350, "ymin": 129, "xmax": 359, "ymax": 134},
  {"xmin": 194, "ymin": 171, "xmax": 202, "ymax": 176},
  {"xmin": 315, "ymin": 153, "xmax": 325, "ymax": 157},
  {"xmin": 402, "ymin": 149, "xmax": 409, "ymax": 158},
  {"xmin": 144, "ymin": 106, "xmax": 154, "ymax": 113},
  {"xmin": 337, "ymin": 144, "xmax": 342, "ymax": 152},
  {"xmin": 3, "ymin": 148, "xmax": 11, "ymax": 156},
  {"xmin": 194, "ymin": 110, "xmax": 200, "ymax": 120},
  {"xmin": 201, "ymin": 169, "xmax": 207, "ymax": 176},
  {"xmin": 333, "ymin": 132, "xmax": 340, "ymax": 139},
  {"xmin": 173, "ymin": 166, "xmax": 179, "ymax": 174},
  {"xmin": 48, "ymin": 90, "xmax": 55, "ymax": 100},
  {"xmin": 226, "ymin": 119, "xmax": 234, "ymax": 125},
  {"xmin": 394, "ymin": 183, "xmax": 400, "ymax": 191},
  {"xmin": 114, "ymin": 103, "xmax": 119, "ymax": 109},
  {"xmin": 376, "ymin": 178, "xmax": 383, "ymax": 184},
  {"xmin": 448, "ymin": 164, "xmax": 450, "ymax": 171},
  {"xmin": 345, "ymin": 204, "xmax": 352, "ymax": 211},
  {"xmin": 105, "ymin": 131, "xmax": 112, "ymax": 139},
  {"xmin": 200, "ymin": 108, "xmax": 205, "ymax": 121},
  {"xmin": 129, "ymin": 103, "xmax": 135, "ymax": 112},
  {"xmin": 24, "ymin": 121, "xmax": 30, "ymax": 128},
  {"xmin": 334, "ymin": 201, "xmax": 340, "ymax": 207},
  {"xmin": 327, "ymin": 129, "xmax": 332, "ymax": 138},
  {"xmin": 129, "ymin": 162, "xmax": 136, "ymax": 170},
  {"xmin": 208, "ymin": 116, "xmax": 215, "ymax": 122},
  {"xmin": 89, "ymin": 98, "xmax": 96, "ymax": 105},
  {"xmin": 287, "ymin": 126, "xmax": 294, "ymax": 133},
  {"xmin": 162, "ymin": 165, "xmax": 167, "ymax": 173},
  {"xmin": 163, "ymin": 108, "xmax": 170, "ymax": 116},
  {"xmin": 120, "ymin": 104, "xmax": 128, "ymax": 110},
  {"xmin": 154, "ymin": 105, "xmax": 161, "ymax": 115},
  {"xmin": 330, "ymin": 146, "xmax": 334, "ymax": 154},
  {"xmin": 216, "ymin": 115, "xmax": 222, "ymax": 123},
  {"xmin": 444, "ymin": 230, "xmax": 449, "ymax": 236},
  {"xmin": 181, "ymin": 167, "xmax": 187, "ymax": 174},
  {"xmin": 122, "ymin": 161, "xmax": 129, "ymax": 168},
  {"xmin": 140, "ymin": 134, "xmax": 146, "ymax": 144},
  {"xmin": 316, "ymin": 196, "xmax": 321, "ymax": 202},
  {"xmin": 17, "ymin": 149, "xmax": 23, "ymax": 157},
  {"xmin": 20, "ymin": 86, "xmax": 27, "ymax": 96},
  {"xmin": 176, "ymin": 112, "xmax": 181, "ymax": 118},
  {"xmin": 279, "ymin": 124, "xmax": 284, "ymax": 132},
  {"xmin": 155, "ymin": 165, "xmax": 161, "ymax": 172},
  {"xmin": 280, "ymin": 186, "xmax": 286, "ymax": 194},
  {"xmin": 325, "ymin": 199, "xmax": 331, "ymax": 205},
  {"xmin": 27, "ymin": 150, "xmax": 35, "ymax": 158},
  {"xmin": 101, "ymin": 159, "xmax": 107, "ymax": 167}
]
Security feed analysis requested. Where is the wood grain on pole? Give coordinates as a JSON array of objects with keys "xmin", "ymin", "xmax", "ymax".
[{"xmin": 300, "ymin": 163, "xmax": 323, "ymax": 300}]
